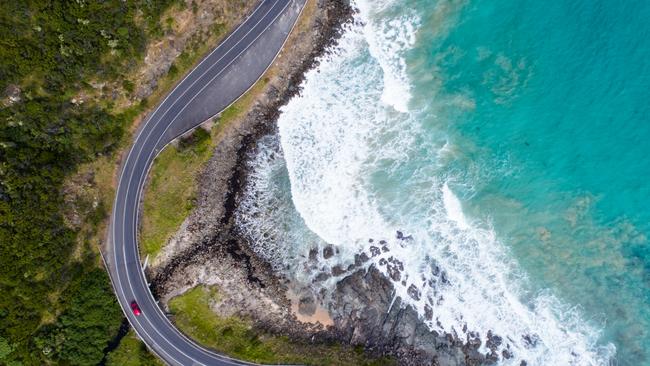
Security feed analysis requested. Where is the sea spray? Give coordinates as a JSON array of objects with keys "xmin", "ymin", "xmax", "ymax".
[{"xmin": 237, "ymin": 0, "xmax": 618, "ymax": 364}]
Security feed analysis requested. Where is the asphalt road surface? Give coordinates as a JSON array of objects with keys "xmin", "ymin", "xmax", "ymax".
[{"xmin": 106, "ymin": 1, "xmax": 306, "ymax": 364}]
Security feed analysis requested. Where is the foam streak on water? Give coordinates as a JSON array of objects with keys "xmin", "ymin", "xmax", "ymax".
[{"xmin": 238, "ymin": 0, "xmax": 619, "ymax": 364}]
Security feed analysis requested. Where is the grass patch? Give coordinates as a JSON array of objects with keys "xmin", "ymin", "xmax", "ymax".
[
  {"xmin": 0, "ymin": 1, "xmax": 257, "ymax": 363},
  {"xmin": 138, "ymin": 61, "xmax": 272, "ymax": 261},
  {"xmin": 169, "ymin": 286, "xmax": 395, "ymax": 366},
  {"xmin": 135, "ymin": 0, "xmax": 315, "ymax": 262},
  {"xmin": 105, "ymin": 330, "xmax": 163, "ymax": 366},
  {"xmin": 140, "ymin": 128, "xmax": 213, "ymax": 259}
]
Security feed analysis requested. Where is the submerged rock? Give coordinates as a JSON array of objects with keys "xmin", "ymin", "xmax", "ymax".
[
  {"xmin": 314, "ymin": 272, "xmax": 331, "ymax": 283},
  {"xmin": 407, "ymin": 284, "xmax": 421, "ymax": 301},
  {"xmin": 308, "ymin": 247, "xmax": 319, "ymax": 261},
  {"xmin": 323, "ymin": 245, "xmax": 335, "ymax": 259},
  {"xmin": 387, "ymin": 263, "xmax": 401, "ymax": 282},
  {"xmin": 331, "ymin": 265, "xmax": 345, "ymax": 277},
  {"xmin": 370, "ymin": 246, "xmax": 381, "ymax": 257},
  {"xmin": 354, "ymin": 252, "xmax": 370, "ymax": 266},
  {"xmin": 396, "ymin": 230, "xmax": 413, "ymax": 241},
  {"xmin": 298, "ymin": 295, "xmax": 317, "ymax": 316}
]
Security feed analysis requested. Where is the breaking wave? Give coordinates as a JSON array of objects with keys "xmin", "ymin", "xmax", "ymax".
[{"xmin": 237, "ymin": 0, "xmax": 616, "ymax": 364}]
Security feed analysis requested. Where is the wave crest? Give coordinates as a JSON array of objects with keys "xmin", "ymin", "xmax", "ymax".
[{"xmin": 239, "ymin": 1, "xmax": 618, "ymax": 364}]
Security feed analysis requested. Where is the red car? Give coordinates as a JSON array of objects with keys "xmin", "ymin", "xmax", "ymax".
[{"xmin": 130, "ymin": 300, "xmax": 142, "ymax": 316}]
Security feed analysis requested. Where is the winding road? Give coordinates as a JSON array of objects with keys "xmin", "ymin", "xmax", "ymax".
[{"xmin": 105, "ymin": 1, "xmax": 306, "ymax": 364}]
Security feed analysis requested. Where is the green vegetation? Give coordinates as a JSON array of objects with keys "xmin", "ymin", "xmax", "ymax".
[
  {"xmin": 32, "ymin": 269, "xmax": 124, "ymax": 365},
  {"xmin": 139, "ymin": 74, "xmax": 272, "ymax": 260},
  {"xmin": 105, "ymin": 330, "xmax": 163, "ymax": 366},
  {"xmin": 0, "ymin": 1, "xmax": 178, "ymax": 364},
  {"xmin": 140, "ymin": 128, "xmax": 213, "ymax": 259},
  {"xmin": 0, "ymin": 1, "xmax": 267, "ymax": 363},
  {"xmin": 169, "ymin": 286, "xmax": 395, "ymax": 366},
  {"xmin": 0, "ymin": 1, "xmax": 389, "ymax": 364}
]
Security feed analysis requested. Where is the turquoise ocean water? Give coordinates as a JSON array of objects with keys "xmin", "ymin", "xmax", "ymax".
[
  {"xmin": 238, "ymin": 0, "xmax": 650, "ymax": 364},
  {"xmin": 412, "ymin": 1, "xmax": 650, "ymax": 364}
]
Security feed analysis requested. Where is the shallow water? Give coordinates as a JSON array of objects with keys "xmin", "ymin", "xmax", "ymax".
[{"xmin": 237, "ymin": 0, "xmax": 650, "ymax": 364}]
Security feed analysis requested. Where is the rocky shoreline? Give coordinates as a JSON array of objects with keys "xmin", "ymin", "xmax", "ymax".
[
  {"xmin": 149, "ymin": 0, "xmax": 355, "ymax": 344},
  {"xmin": 147, "ymin": 1, "xmax": 506, "ymax": 365}
]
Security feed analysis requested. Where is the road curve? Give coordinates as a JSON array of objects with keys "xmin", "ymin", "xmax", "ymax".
[{"xmin": 105, "ymin": 1, "xmax": 306, "ymax": 365}]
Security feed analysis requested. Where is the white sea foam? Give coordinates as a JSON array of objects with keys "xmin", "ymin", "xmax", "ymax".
[
  {"xmin": 236, "ymin": 135, "xmax": 360, "ymax": 286},
  {"xmin": 238, "ymin": 0, "xmax": 616, "ymax": 364},
  {"xmin": 442, "ymin": 182, "xmax": 470, "ymax": 230},
  {"xmin": 355, "ymin": 0, "xmax": 418, "ymax": 112}
]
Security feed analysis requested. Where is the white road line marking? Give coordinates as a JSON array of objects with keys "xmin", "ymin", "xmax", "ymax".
[
  {"xmin": 111, "ymin": 1, "xmax": 278, "ymax": 364},
  {"xmin": 124, "ymin": 0, "xmax": 281, "ymax": 181},
  {"xmin": 111, "ymin": 0, "xmax": 306, "ymax": 365},
  {"xmin": 119, "ymin": 2, "xmax": 288, "ymax": 363}
]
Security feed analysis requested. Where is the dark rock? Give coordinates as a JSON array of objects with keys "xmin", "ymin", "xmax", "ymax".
[
  {"xmin": 391, "ymin": 257, "xmax": 404, "ymax": 271},
  {"xmin": 331, "ymin": 265, "xmax": 345, "ymax": 276},
  {"xmin": 369, "ymin": 246, "xmax": 381, "ymax": 257},
  {"xmin": 424, "ymin": 305, "xmax": 433, "ymax": 320},
  {"xmin": 396, "ymin": 230, "xmax": 413, "ymax": 241},
  {"xmin": 308, "ymin": 247, "xmax": 318, "ymax": 261},
  {"xmin": 466, "ymin": 331, "xmax": 481, "ymax": 349},
  {"xmin": 485, "ymin": 351, "xmax": 499, "ymax": 364},
  {"xmin": 387, "ymin": 263, "xmax": 401, "ymax": 282},
  {"xmin": 522, "ymin": 334, "xmax": 539, "ymax": 348},
  {"xmin": 298, "ymin": 295, "xmax": 317, "ymax": 316},
  {"xmin": 464, "ymin": 349, "xmax": 486, "ymax": 365},
  {"xmin": 381, "ymin": 245, "xmax": 389, "ymax": 253},
  {"xmin": 354, "ymin": 252, "xmax": 369, "ymax": 266},
  {"xmin": 441, "ymin": 271, "xmax": 449, "ymax": 284},
  {"xmin": 329, "ymin": 267, "xmax": 472, "ymax": 366},
  {"xmin": 486, "ymin": 330, "xmax": 502, "ymax": 351},
  {"xmin": 323, "ymin": 245, "xmax": 335, "ymax": 259},
  {"xmin": 407, "ymin": 284, "xmax": 421, "ymax": 301},
  {"xmin": 502, "ymin": 349, "xmax": 512, "ymax": 359},
  {"xmin": 313, "ymin": 272, "xmax": 331, "ymax": 282}
]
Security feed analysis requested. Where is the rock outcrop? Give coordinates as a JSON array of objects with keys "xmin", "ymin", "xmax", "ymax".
[
  {"xmin": 147, "ymin": 1, "xmax": 500, "ymax": 365},
  {"xmin": 330, "ymin": 267, "xmax": 489, "ymax": 366}
]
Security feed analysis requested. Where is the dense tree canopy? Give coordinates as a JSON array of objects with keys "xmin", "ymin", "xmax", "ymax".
[
  {"xmin": 0, "ymin": 0, "xmax": 175, "ymax": 363},
  {"xmin": 34, "ymin": 269, "xmax": 123, "ymax": 365}
]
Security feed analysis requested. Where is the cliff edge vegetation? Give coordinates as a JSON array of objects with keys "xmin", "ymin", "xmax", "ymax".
[{"xmin": 0, "ymin": 0, "xmax": 252, "ymax": 364}]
